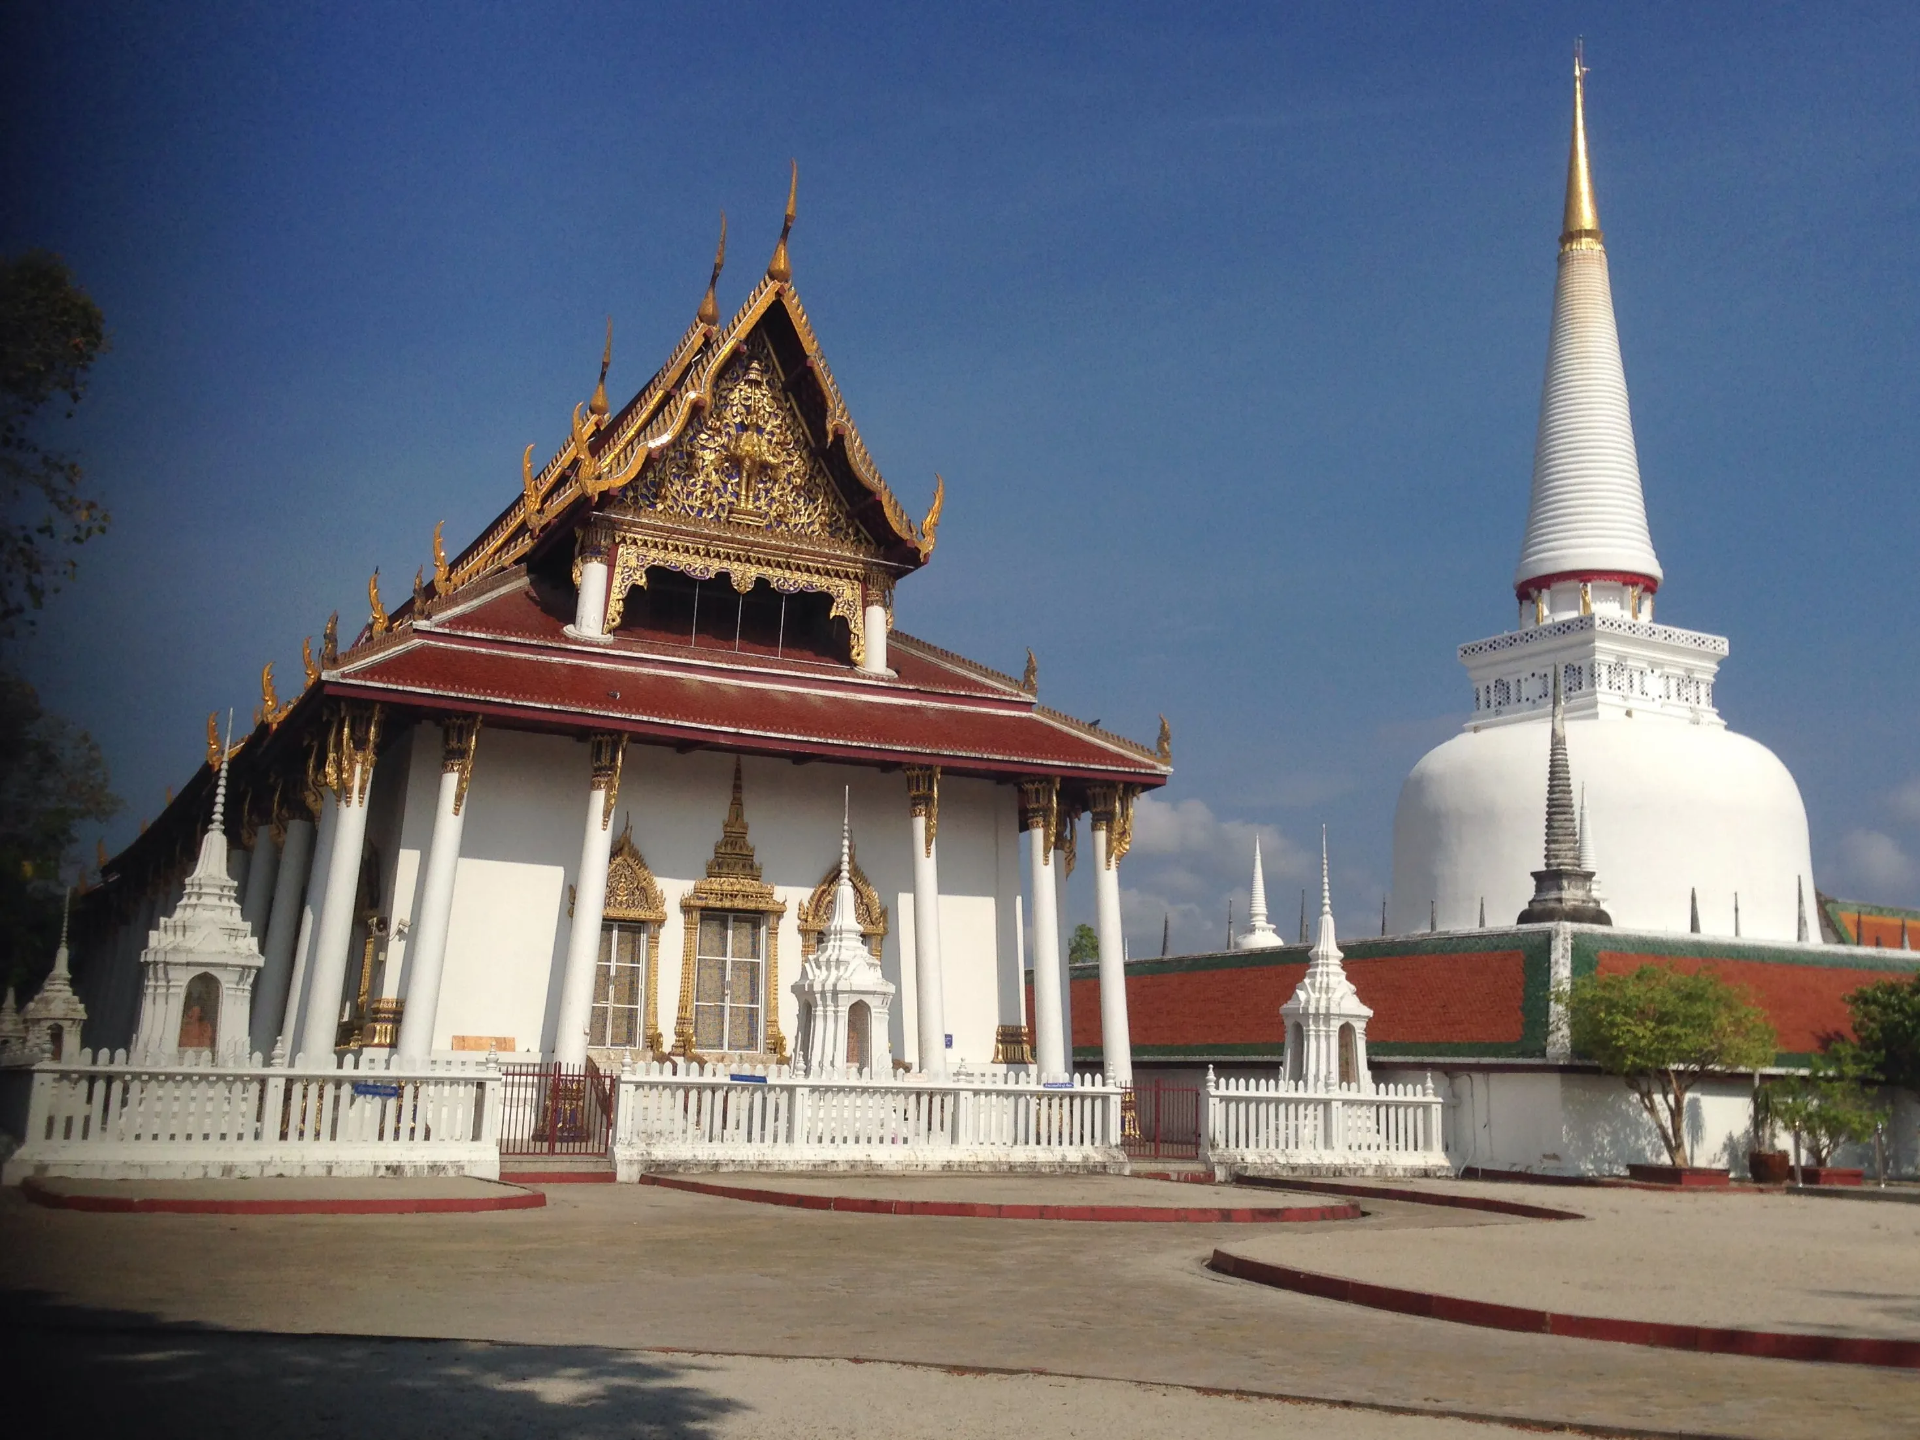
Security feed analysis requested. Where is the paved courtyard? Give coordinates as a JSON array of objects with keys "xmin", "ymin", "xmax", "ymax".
[{"xmin": 5, "ymin": 1173, "xmax": 1917, "ymax": 1438}]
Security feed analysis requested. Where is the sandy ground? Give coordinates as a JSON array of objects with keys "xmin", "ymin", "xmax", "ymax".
[
  {"xmin": 1221, "ymin": 1178, "xmax": 1920, "ymax": 1338},
  {"xmin": 30, "ymin": 1175, "xmax": 527, "ymax": 1201},
  {"xmin": 21, "ymin": 1329, "xmax": 1560, "ymax": 1440},
  {"xmin": 667, "ymin": 1171, "xmax": 1322, "ymax": 1208},
  {"xmin": 6, "ymin": 1180, "xmax": 1917, "ymax": 1438}
]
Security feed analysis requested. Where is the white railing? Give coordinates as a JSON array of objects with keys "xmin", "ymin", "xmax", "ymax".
[
  {"xmin": 1204, "ymin": 1068, "xmax": 1449, "ymax": 1176},
  {"xmin": 1, "ymin": 1048, "xmax": 503, "ymax": 1183},
  {"xmin": 613, "ymin": 1061, "xmax": 1126, "ymax": 1176}
]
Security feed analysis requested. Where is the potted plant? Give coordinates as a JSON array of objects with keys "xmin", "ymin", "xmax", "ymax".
[
  {"xmin": 1772, "ymin": 1046, "xmax": 1884, "ymax": 1185},
  {"xmin": 1746, "ymin": 1080, "xmax": 1791, "ymax": 1184},
  {"xmin": 1564, "ymin": 965, "xmax": 1776, "ymax": 1184}
]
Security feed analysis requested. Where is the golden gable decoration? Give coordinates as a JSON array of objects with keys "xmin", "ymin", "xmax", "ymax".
[
  {"xmin": 797, "ymin": 840, "xmax": 888, "ymax": 963},
  {"xmin": 603, "ymin": 818, "xmax": 667, "ymax": 1054}
]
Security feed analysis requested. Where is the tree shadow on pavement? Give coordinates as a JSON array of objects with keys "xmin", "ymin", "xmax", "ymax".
[{"xmin": 4, "ymin": 1292, "xmax": 744, "ymax": 1439}]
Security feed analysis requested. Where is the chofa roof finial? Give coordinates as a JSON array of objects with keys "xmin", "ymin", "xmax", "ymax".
[
  {"xmin": 589, "ymin": 316, "xmax": 613, "ymax": 420},
  {"xmin": 767, "ymin": 160, "xmax": 797, "ymax": 283},
  {"xmin": 698, "ymin": 212, "xmax": 728, "ymax": 326}
]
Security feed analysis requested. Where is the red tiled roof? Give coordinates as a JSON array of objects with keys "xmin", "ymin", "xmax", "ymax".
[
  {"xmin": 1592, "ymin": 951, "xmax": 1888, "ymax": 1054},
  {"xmin": 328, "ymin": 580, "xmax": 1168, "ymax": 784}
]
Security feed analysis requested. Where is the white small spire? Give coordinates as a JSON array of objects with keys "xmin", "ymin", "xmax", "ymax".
[
  {"xmin": 51, "ymin": 886, "xmax": 72, "ymax": 979},
  {"xmin": 1310, "ymin": 826, "xmax": 1340, "ymax": 969},
  {"xmin": 1236, "ymin": 836, "xmax": 1284, "ymax": 949},
  {"xmin": 1280, "ymin": 826, "xmax": 1374, "ymax": 1090}
]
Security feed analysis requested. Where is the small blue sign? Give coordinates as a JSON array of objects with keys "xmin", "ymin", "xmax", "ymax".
[
  {"xmin": 944, "ymin": 1034, "xmax": 953, "ymax": 1048},
  {"xmin": 1041, "ymin": 1080, "xmax": 1075, "ymax": 1090},
  {"xmin": 352, "ymin": 1082, "xmax": 402, "ymax": 1098},
  {"xmin": 728, "ymin": 1073, "xmax": 769, "ymax": 1085}
]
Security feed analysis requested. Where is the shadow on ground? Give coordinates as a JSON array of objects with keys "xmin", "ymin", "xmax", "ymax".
[{"xmin": 3, "ymin": 1292, "xmax": 743, "ymax": 1439}]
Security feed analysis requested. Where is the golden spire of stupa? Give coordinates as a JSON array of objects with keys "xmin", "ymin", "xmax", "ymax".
[
  {"xmin": 1560, "ymin": 41, "xmax": 1604, "ymax": 251},
  {"xmin": 698, "ymin": 212, "xmax": 728, "ymax": 326},
  {"xmin": 766, "ymin": 160, "xmax": 797, "ymax": 283}
]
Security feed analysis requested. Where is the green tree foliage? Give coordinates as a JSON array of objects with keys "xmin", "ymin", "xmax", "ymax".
[
  {"xmin": 1068, "ymin": 923, "xmax": 1099, "ymax": 964},
  {"xmin": 1844, "ymin": 972, "xmax": 1920, "ymax": 1094},
  {"xmin": 1770, "ymin": 1045, "xmax": 1885, "ymax": 1167},
  {"xmin": 0, "ymin": 670, "xmax": 119, "ymax": 992},
  {"xmin": 2, "ymin": 249, "xmax": 109, "ymax": 634},
  {"xmin": 1566, "ymin": 964, "xmax": 1777, "ymax": 1167}
]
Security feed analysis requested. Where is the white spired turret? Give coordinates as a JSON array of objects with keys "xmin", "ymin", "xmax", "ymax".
[
  {"xmin": 1389, "ymin": 49, "xmax": 1817, "ymax": 942},
  {"xmin": 1281, "ymin": 831, "xmax": 1372, "ymax": 1089},
  {"xmin": 1235, "ymin": 838, "xmax": 1284, "ymax": 950},
  {"xmin": 791, "ymin": 790, "xmax": 896, "ymax": 1075}
]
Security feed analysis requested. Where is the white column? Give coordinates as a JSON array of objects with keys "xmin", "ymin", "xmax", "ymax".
[
  {"xmin": 1055, "ymin": 814, "xmax": 1074, "ymax": 1067},
  {"xmin": 297, "ymin": 707, "xmax": 381, "ymax": 1061},
  {"xmin": 1092, "ymin": 792, "xmax": 1134, "ymax": 1087},
  {"xmin": 567, "ymin": 526, "xmax": 614, "ymax": 641},
  {"xmin": 858, "ymin": 603, "xmax": 890, "ymax": 675},
  {"xmin": 240, "ymin": 828, "xmax": 280, "ymax": 940},
  {"xmin": 280, "ymin": 796, "xmax": 336, "ymax": 1048},
  {"xmin": 554, "ymin": 734, "xmax": 624, "ymax": 1064},
  {"xmin": 907, "ymin": 766, "xmax": 946, "ymax": 1078},
  {"xmin": 1022, "ymin": 782, "xmax": 1065, "ymax": 1077},
  {"xmin": 251, "ymin": 814, "xmax": 314, "ymax": 1051},
  {"xmin": 396, "ymin": 718, "xmax": 478, "ymax": 1063}
]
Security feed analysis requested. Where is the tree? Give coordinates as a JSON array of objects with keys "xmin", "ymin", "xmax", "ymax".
[
  {"xmin": 2, "ymin": 249, "xmax": 109, "ymax": 635},
  {"xmin": 1845, "ymin": 973, "xmax": 1920, "ymax": 1094},
  {"xmin": 1771, "ymin": 1045, "xmax": 1885, "ymax": 1168},
  {"xmin": 0, "ymin": 669, "xmax": 119, "ymax": 993},
  {"xmin": 1566, "ymin": 964, "xmax": 1777, "ymax": 1167},
  {"xmin": 1068, "ymin": 923, "xmax": 1100, "ymax": 964}
]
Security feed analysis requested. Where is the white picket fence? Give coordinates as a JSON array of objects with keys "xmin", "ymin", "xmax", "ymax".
[
  {"xmin": 1203, "ymin": 1068, "xmax": 1449, "ymax": 1176},
  {"xmin": 613, "ymin": 1060, "xmax": 1127, "ymax": 1177},
  {"xmin": 0, "ymin": 1049, "xmax": 503, "ymax": 1183}
]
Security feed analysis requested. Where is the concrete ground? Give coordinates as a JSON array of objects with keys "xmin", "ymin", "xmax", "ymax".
[
  {"xmin": 4, "ymin": 1175, "xmax": 1917, "ymax": 1438},
  {"xmin": 658, "ymin": 1171, "xmax": 1326, "ymax": 1208},
  {"xmin": 1222, "ymin": 1178, "xmax": 1920, "ymax": 1338},
  {"xmin": 28, "ymin": 1175, "xmax": 528, "ymax": 1203}
]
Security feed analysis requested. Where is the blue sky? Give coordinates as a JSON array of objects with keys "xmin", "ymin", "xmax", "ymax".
[{"xmin": 6, "ymin": 2, "xmax": 1917, "ymax": 950}]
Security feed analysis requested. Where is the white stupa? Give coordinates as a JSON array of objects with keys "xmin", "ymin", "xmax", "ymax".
[
  {"xmin": 1281, "ymin": 830, "xmax": 1372, "ymax": 1088},
  {"xmin": 791, "ymin": 792, "xmax": 896, "ymax": 1076},
  {"xmin": 1235, "ymin": 838, "xmax": 1285, "ymax": 950},
  {"xmin": 1390, "ymin": 51, "xmax": 1816, "ymax": 941}
]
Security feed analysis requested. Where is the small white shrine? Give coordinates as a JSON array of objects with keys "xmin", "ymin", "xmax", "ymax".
[
  {"xmin": 20, "ymin": 895, "xmax": 88, "ymax": 1062},
  {"xmin": 1234, "ymin": 838, "xmax": 1284, "ymax": 950},
  {"xmin": 131, "ymin": 733, "xmax": 263, "ymax": 1061},
  {"xmin": 792, "ymin": 796, "xmax": 896, "ymax": 1076},
  {"xmin": 1281, "ymin": 832, "xmax": 1373, "ymax": 1089}
]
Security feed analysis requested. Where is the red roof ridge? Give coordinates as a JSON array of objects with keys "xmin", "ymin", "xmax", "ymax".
[
  {"xmin": 1029, "ymin": 700, "xmax": 1166, "ymax": 769},
  {"xmin": 890, "ymin": 630, "xmax": 1026, "ymax": 693}
]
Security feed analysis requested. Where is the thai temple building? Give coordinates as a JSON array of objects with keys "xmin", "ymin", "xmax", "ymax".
[{"xmin": 54, "ymin": 172, "xmax": 1169, "ymax": 1085}]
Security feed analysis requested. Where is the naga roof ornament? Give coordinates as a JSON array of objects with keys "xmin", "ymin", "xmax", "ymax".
[
  {"xmin": 697, "ymin": 213, "xmax": 727, "ymax": 327},
  {"xmin": 766, "ymin": 160, "xmax": 796, "ymax": 283}
]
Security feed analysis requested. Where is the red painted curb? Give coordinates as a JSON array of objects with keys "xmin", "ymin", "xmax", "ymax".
[
  {"xmin": 20, "ymin": 1178, "xmax": 546, "ymax": 1216},
  {"xmin": 637, "ymin": 1174, "xmax": 1360, "ymax": 1224},
  {"xmin": 499, "ymin": 1171, "xmax": 617, "ymax": 1185},
  {"xmin": 1207, "ymin": 1249, "xmax": 1920, "ymax": 1370},
  {"xmin": 1233, "ymin": 1174, "xmax": 1584, "ymax": 1222}
]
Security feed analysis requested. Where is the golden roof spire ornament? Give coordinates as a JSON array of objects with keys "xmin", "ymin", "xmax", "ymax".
[
  {"xmin": 432, "ymin": 520, "xmax": 449, "ymax": 589},
  {"xmin": 369, "ymin": 570, "xmax": 388, "ymax": 637},
  {"xmin": 589, "ymin": 316, "xmax": 613, "ymax": 422},
  {"xmin": 1156, "ymin": 715, "xmax": 1173, "ymax": 765},
  {"xmin": 521, "ymin": 443, "xmax": 546, "ymax": 537},
  {"xmin": 697, "ymin": 212, "xmax": 728, "ymax": 326},
  {"xmin": 917, "ymin": 474, "xmax": 945, "ymax": 559},
  {"xmin": 207, "ymin": 712, "xmax": 221, "ymax": 768},
  {"xmin": 766, "ymin": 160, "xmax": 797, "ymax": 283},
  {"xmin": 256, "ymin": 662, "xmax": 280, "ymax": 727},
  {"xmin": 1021, "ymin": 648, "xmax": 1038, "ymax": 695},
  {"xmin": 1561, "ymin": 40, "xmax": 1603, "ymax": 251},
  {"xmin": 321, "ymin": 611, "xmax": 340, "ymax": 668},
  {"xmin": 302, "ymin": 636, "xmax": 319, "ymax": 688}
]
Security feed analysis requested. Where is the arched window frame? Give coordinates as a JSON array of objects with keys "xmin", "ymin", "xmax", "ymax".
[{"xmin": 597, "ymin": 820, "xmax": 667, "ymax": 1053}]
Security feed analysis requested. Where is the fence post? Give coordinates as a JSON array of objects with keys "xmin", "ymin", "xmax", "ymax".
[{"xmin": 478, "ymin": 1050, "xmax": 503, "ymax": 1146}]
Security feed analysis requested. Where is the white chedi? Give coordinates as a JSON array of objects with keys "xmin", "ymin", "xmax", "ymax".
[
  {"xmin": 131, "ymin": 721, "xmax": 264, "ymax": 1062},
  {"xmin": 1235, "ymin": 837, "xmax": 1285, "ymax": 950},
  {"xmin": 1281, "ymin": 831, "xmax": 1372, "ymax": 1090},
  {"xmin": 20, "ymin": 891, "xmax": 88, "ymax": 1061},
  {"xmin": 791, "ymin": 793, "xmax": 896, "ymax": 1076}
]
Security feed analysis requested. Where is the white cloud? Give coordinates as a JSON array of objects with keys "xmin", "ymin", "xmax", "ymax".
[
  {"xmin": 1839, "ymin": 829, "xmax": 1917, "ymax": 897},
  {"xmin": 1891, "ymin": 778, "xmax": 1920, "ymax": 826}
]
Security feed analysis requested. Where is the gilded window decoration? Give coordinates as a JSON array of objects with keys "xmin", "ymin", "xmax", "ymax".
[
  {"xmin": 442, "ymin": 716, "xmax": 481, "ymax": 817},
  {"xmin": 905, "ymin": 765, "xmax": 938, "ymax": 855},
  {"xmin": 1087, "ymin": 784, "xmax": 1138, "ymax": 867},
  {"xmin": 672, "ymin": 759, "xmax": 787, "ymax": 1060},
  {"xmin": 603, "ymin": 819, "xmax": 667, "ymax": 1053},
  {"xmin": 1018, "ymin": 778, "xmax": 1059, "ymax": 864},
  {"xmin": 797, "ymin": 842, "xmax": 888, "ymax": 962}
]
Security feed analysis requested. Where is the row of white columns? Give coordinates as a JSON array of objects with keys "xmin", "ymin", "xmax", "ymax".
[{"xmin": 225, "ymin": 706, "xmax": 1128, "ymax": 1084}]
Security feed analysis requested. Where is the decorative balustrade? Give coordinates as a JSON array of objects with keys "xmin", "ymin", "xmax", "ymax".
[
  {"xmin": 1203, "ymin": 1069, "xmax": 1449, "ymax": 1177},
  {"xmin": 612, "ymin": 1061, "xmax": 1126, "ymax": 1176},
  {"xmin": 1, "ymin": 1048, "xmax": 503, "ymax": 1183}
]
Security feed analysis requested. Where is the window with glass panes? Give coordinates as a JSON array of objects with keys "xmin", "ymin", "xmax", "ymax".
[
  {"xmin": 591, "ymin": 922, "xmax": 647, "ymax": 1047},
  {"xmin": 694, "ymin": 911, "xmax": 764, "ymax": 1051}
]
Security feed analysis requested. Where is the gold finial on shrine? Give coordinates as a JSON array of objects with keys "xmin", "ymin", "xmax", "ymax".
[
  {"xmin": 589, "ymin": 316, "xmax": 613, "ymax": 421},
  {"xmin": 369, "ymin": 570, "xmax": 388, "ymax": 637},
  {"xmin": 1156, "ymin": 715, "xmax": 1173, "ymax": 764},
  {"xmin": 917, "ymin": 474, "xmax": 945, "ymax": 559},
  {"xmin": 698, "ymin": 211, "xmax": 728, "ymax": 326},
  {"xmin": 207, "ymin": 712, "xmax": 221, "ymax": 767},
  {"xmin": 766, "ymin": 160, "xmax": 797, "ymax": 283},
  {"xmin": 321, "ymin": 611, "xmax": 340, "ymax": 668},
  {"xmin": 1561, "ymin": 40, "xmax": 1604, "ymax": 251},
  {"xmin": 302, "ymin": 636, "xmax": 319, "ymax": 688},
  {"xmin": 432, "ymin": 520, "xmax": 449, "ymax": 589},
  {"xmin": 1021, "ymin": 649, "xmax": 1038, "ymax": 695}
]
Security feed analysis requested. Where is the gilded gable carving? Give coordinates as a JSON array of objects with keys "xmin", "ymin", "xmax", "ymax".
[
  {"xmin": 604, "ymin": 822, "xmax": 666, "ymax": 923},
  {"xmin": 626, "ymin": 334, "xmax": 871, "ymax": 553},
  {"xmin": 797, "ymin": 842, "xmax": 889, "ymax": 962}
]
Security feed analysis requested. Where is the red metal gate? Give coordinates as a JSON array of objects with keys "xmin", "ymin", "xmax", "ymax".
[
  {"xmin": 499, "ymin": 1062, "xmax": 614, "ymax": 1156},
  {"xmin": 1123, "ymin": 1079, "xmax": 1202, "ymax": 1160}
]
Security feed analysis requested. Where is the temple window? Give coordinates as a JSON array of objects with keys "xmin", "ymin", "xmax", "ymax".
[
  {"xmin": 591, "ymin": 922, "xmax": 648, "ymax": 1048},
  {"xmin": 1338, "ymin": 1023, "xmax": 1358, "ymax": 1086},
  {"xmin": 846, "ymin": 1000, "xmax": 872, "ymax": 1071},
  {"xmin": 1286, "ymin": 1022, "xmax": 1304, "ymax": 1082},
  {"xmin": 694, "ymin": 911, "xmax": 765, "ymax": 1052}
]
